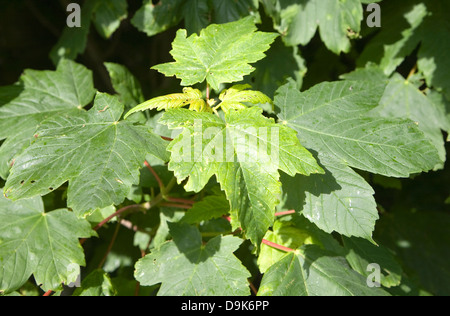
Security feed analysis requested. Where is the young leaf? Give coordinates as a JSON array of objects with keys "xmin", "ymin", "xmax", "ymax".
[
  {"xmin": 217, "ymin": 84, "xmax": 272, "ymax": 113},
  {"xmin": 4, "ymin": 93, "xmax": 169, "ymax": 217},
  {"xmin": 152, "ymin": 17, "xmax": 278, "ymax": 90},
  {"xmin": 135, "ymin": 223, "xmax": 251, "ymax": 296},
  {"xmin": 258, "ymin": 245, "xmax": 390, "ymax": 296},
  {"xmin": 0, "ymin": 60, "xmax": 96, "ymax": 179},
  {"xmin": 159, "ymin": 107, "xmax": 323, "ymax": 245},
  {"xmin": 0, "ymin": 193, "xmax": 95, "ymax": 294},
  {"xmin": 275, "ymin": 79, "xmax": 441, "ymax": 177},
  {"xmin": 124, "ymin": 87, "xmax": 207, "ymax": 119},
  {"xmin": 181, "ymin": 194, "xmax": 230, "ymax": 224}
]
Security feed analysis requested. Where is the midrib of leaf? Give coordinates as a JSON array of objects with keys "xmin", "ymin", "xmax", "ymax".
[{"xmin": 290, "ymin": 120, "xmax": 424, "ymax": 152}]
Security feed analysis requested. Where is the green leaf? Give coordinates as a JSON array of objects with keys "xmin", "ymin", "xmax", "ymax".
[
  {"xmin": 72, "ymin": 269, "xmax": 116, "ymax": 296},
  {"xmin": 258, "ymin": 245, "xmax": 390, "ymax": 296},
  {"xmin": 210, "ymin": 0, "xmax": 259, "ymax": 25},
  {"xmin": 135, "ymin": 223, "xmax": 251, "ymax": 296},
  {"xmin": 217, "ymin": 84, "xmax": 272, "ymax": 112},
  {"xmin": 342, "ymin": 237, "xmax": 403, "ymax": 288},
  {"xmin": 0, "ymin": 60, "xmax": 96, "ymax": 179},
  {"xmin": 92, "ymin": 0, "xmax": 128, "ymax": 39},
  {"xmin": 124, "ymin": 87, "xmax": 207, "ymax": 119},
  {"xmin": 182, "ymin": 0, "xmax": 210, "ymax": 35},
  {"xmin": 342, "ymin": 67, "xmax": 448, "ymax": 167},
  {"xmin": 49, "ymin": 0, "xmax": 97, "ymax": 64},
  {"xmin": 160, "ymin": 107, "xmax": 323, "ymax": 245},
  {"xmin": 262, "ymin": 0, "xmax": 363, "ymax": 54},
  {"xmin": 242, "ymin": 38, "xmax": 307, "ymax": 99},
  {"xmin": 131, "ymin": 0, "xmax": 184, "ymax": 37},
  {"xmin": 257, "ymin": 220, "xmax": 314, "ymax": 273},
  {"xmin": 358, "ymin": 0, "xmax": 450, "ymax": 99},
  {"xmin": 182, "ymin": 194, "xmax": 230, "ymax": 224},
  {"xmin": 282, "ymin": 154, "xmax": 378, "ymax": 241},
  {"xmin": 275, "ymin": 79, "xmax": 441, "ymax": 177},
  {"xmin": 132, "ymin": 0, "xmax": 259, "ymax": 37},
  {"xmin": 152, "ymin": 17, "xmax": 278, "ymax": 90},
  {"xmin": 104, "ymin": 62, "xmax": 144, "ymax": 108},
  {"xmin": 4, "ymin": 93, "xmax": 169, "ymax": 217},
  {"xmin": 0, "ymin": 193, "xmax": 95, "ymax": 293}
]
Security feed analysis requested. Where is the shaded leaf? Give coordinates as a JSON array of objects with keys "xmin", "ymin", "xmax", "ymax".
[{"xmin": 135, "ymin": 223, "xmax": 251, "ymax": 296}]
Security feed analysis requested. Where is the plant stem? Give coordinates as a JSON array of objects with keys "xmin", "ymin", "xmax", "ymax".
[
  {"xmin": 159, "ymin": 202, "xmax": 192, "ymax": 209},
  {"xmin": 261, "ymin": 239, "xmax": 295, "ymax": 252},
  {"xmin": 274, "ymin": 210, "xmax": 296, "ymax": 217},
  {"xmin": 144, "ymin": 160, "xmax": 165, "ymax": 193},
  {"xmin": 166, "ymin": 196, "xmax": 196, "ymax": 205},
  {"xmin": 97, "ymin": 221, "xmax": 121, "ymax": 269}
]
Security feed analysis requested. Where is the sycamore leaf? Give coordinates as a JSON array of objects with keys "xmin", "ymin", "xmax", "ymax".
[
  {"xmin": 281, "ymin": 153, "xmax": 379, "ymax": 241},
  {"xmin": 92, "ymin": 0, "xmax": 128, "ymax": 39},
  {"xmin": 262, "ymin": 0, "xmax": 363, "ymax": 54},
  {"xmin": 0, "ymin": 193, "xmax": 95, "ymax": 294},
  {"xmin": 72, "ymin": 269, "xmax": 116, "ymax": 296},
  {"xmin": 181, "ymin": 194, "xmax": 230, "ymax": 224},
  {"xmin": 258, "ymin": 245, "xmax": 390, "ymax": 296},
  {"xmin": 342, "ymin": 237, "xmax": 403, "ymax": 288},
  {"xmin": 0, "ymin": 60, "xmax": 96, "ymax": 179},
  {"xmin": 104, "ymin": 62, "xmax": 145, "ymax": 108},
  {"xmin": 217, "ymin": 84, "xmax": 272, "ymax": 113},
  {"xmin": 4, "ymin": 93, "xmax": 169, "ymax": 217},
  {"xmin": 358, "ymin": 0, "xmax": 450, "ymax": 99},
  {"xmin": 132, "ymin": 0, "xmax": 258, "ymax": 37},
  {"xmin": 275, "ymin": 79, "xmax": 441, "ymax": 177},
  {"xmin": 124, "ymin": 87, "xmax": 207, "ymax": 119},
  {"xmin": 152, "ymin": 17, "xmax": 278, "ymax": 91},
  {"xmin": 159, "ymin": 107, "xmax": 323, "ymax": 245},
  {"xmin": 257, "ymin": 220, "xmax": 314, "ymax": 273},
  {"xmin": 135, "ymin": 223, "xmax": 251, "ymax": 296},
  {"xmin": 342, "ymin": 67, "xmax": 448, "ymax": 167}
]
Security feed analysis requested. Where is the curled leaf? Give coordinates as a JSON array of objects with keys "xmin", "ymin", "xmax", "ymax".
[
  {"xmin": 124, "ymin": 87, "xmax": 207, "ymax": 119},
  {"xmin": 217, "ymin": 84, "xmax": 272, "ymax": 113}
]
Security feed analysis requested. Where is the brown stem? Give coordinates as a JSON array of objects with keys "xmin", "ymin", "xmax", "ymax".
[
  {"xmin": 144, "ymin": 160, "xmax": 165, "ymax": 192},
  {"xmin": 97, "ymin": 221, "xmax": 121, "ymax": 269},
  {"xmin": 159, "ymin": 202, "xmax": 192, "ymax": 209},
  {"xmin": 166, "ymin": 196, "xmax": 196, "ymax": 205}
]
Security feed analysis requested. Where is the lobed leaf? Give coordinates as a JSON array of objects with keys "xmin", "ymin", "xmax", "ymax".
[
  {"xmin": 152, "ymin": 17, "xmax": 278, "ymax": 90},
  {"xmin": 135, "ymin": 223, "xmax": 251, "ymax": 296},
  {"xmin": 0, "ymin": 194, "xmax": 95, "ymax": 293},
  {"xmin": 4, "ymin": 93, "xmax": 169, "ymax": 217},
  {"xmin": 159, "ymin": 107, "xmax": 323, "ymax": 245}
]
